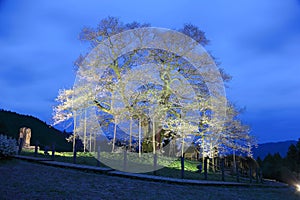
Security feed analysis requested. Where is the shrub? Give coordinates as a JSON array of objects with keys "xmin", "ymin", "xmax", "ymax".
[{"xmin": 0, "ymin": 134, "xmax": 18, "ymax": 158}]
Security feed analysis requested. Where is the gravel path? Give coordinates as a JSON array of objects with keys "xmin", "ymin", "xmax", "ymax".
[{"xmin": 0, "ymin": 159, "xmax": 299, "ymax": 200}]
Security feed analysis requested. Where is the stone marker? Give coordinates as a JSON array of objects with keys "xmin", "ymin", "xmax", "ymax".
[
  {"xmin": 19, "ymin": 127, "xmax": 31, "ymax": 147},
  {"xmin": 18, "ymin": 127, "xmax": 35, "ymax": 151}
]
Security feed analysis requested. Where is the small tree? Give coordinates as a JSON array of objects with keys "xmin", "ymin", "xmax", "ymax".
[
  {"xmin": 0, "ymin": 134, "xmax": 18, "ymax": 158},
  {"xmin": 286, "ymin": 144, "xmax": 298, "ymax": 172}
]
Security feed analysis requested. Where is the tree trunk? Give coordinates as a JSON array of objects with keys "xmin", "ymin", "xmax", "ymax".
[
  {"xmin": 97, "ymin": 145, "xmax": 100, "ymax": 167},
  {"xmin": 83, "ymin": 109, "xmax": 87, "ymax": 152},
  {"xmin": 201, "ymin": 133, "xmax": 205, "ymax": 173},
  {"xmin": 236, "ymin": 160, "xmax": 240, "ymax": 182},
  {"xmin": 152, "ymin": 116, "xmax": 156, "ymax": 154},
  {"xmin": 210, "ymin": 143, "xmax": 215, "ymax": 173},
  {"xmin": 73, "ymin": 111, "xmax": 77, "ymax": 159},
  {"xmin": 112, "ymin": 118, "xmax": 117, "ymax": 152},
  {"xmin": 181, "ymin": 154, "xmax": 185, "ymax": 179},
  {"xmin": 233, "ymin": 150, "xmax": 236, "ymax": 174},
  {"xmin": 212, "ymin": 156, "xmax": 215, "ymax": 173},
  {"xmin": 89, "ymin": 131, "xmax": 92, "ymax": 151},
  {"xmin": 181, "ymin": 136, "xmax": 185, "ymax": 158},
  {"xmin": 138, "ymin": 117, "xmax": 142, "ymax": 157},
  {"xmin": 129, "ymin": 116, "xmax": 133, "ymax": 151},
  {"xmin": 221, "ymin": 158, "xmax": 225, "ymax": 181},
  {"xmin": 204, "ymin": 157, "xmax": 208, "ymax": 180},
  {"xmin": 93, "ymin": 136, "xmax": 96, "ymax": 152}
]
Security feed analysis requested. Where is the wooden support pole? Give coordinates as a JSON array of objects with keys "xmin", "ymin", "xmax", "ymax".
[
  {"xmin": 221, "ymin": 158, "xmax": 225, "ymax": 181},
  {"xmin": 204, "ymin": 157, "xmax": 208, "ymax": 180},
  {"xmin": 51, "ymin": 143, "xmax": 55, "ymax": 160},
  {"xmin": 236, "ymin": 161, "xmax": 240, "ymax": 182},
  {"xmin": 18, "ymin": 138, "xmax": 23, "ymax": 155},
  {"xmin": 73, "ymin": 139, "xmax": 77, "ymax": 164},
  {"xmin": 97, "ymin": 145, "xmax": 101, "ymax": 167},
  {"xmin": 34, "ymin": 140, "xmax": 39, "ymax": 157},
  {"xmin": 181, "ymin": 154, "xmax": 185, "ymax": 179}
]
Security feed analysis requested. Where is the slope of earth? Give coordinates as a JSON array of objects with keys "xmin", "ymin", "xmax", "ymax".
[
  {"xmin": 0, "ymin": 110, "xmax": 72, "ymax": 151},
  {"xmin": 0, "ymin": 159, "xmax": 299, "ymax": 200}
]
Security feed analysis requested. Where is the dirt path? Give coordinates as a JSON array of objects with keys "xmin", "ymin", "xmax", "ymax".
[{"xmin": 0, "ymin": 159, "xmax": 299, "ymax": 200}]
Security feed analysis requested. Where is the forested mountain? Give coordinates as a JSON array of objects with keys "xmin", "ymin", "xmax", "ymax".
[
  {"xmin": 1, "ymin": 108, "xmax": 298, "ymax": 156},
  {"xmin": 253, "ymin": 140, "xmax": 297, "ymax": 159},
  {"xmin": 0, "ymin": 109, "xmax": 72, "ymax": 151}
]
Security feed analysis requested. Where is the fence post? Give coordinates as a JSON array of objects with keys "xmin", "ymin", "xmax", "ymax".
[
  {"xmin": 256, "ymin": 168, "xmax": 259, "ymax": 183},
  {"xmin": 236, "ymin": 161, "xmax": 240, "ymax": 182},
  {"xmin": 51, "ymin": 143, "xmax": 55, "ymax": 160},
  {"xmin": 73, "ymin": 139, "xmax": 77, "ymax": 164},
  {"xmin": 221, "ymin": 158, "xmax": 225, "ymax": 181},
  {"xmin": 204, "ymin": 157, "xmax": 208, "ymax": 180},
  {"xmin": 34, "ymin": 140, "xmax": 39, "ymax": 157},
  {"xmin": 97, "ymin": 145, "xmax": 101, "ymax": 167},
  {"xmin": 18, "ymin": 138, "xmax": 23, "ymax": 155},
  {"xmin": 181, "ymin": 154, "xmax": 185, "ymax": 179}
]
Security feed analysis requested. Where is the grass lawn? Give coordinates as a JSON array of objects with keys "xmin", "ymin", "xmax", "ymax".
[
  {"xmin": 0, "ymin": 159, "xmax": 299, "ymax": 200},
  {"xmin": 19, "ymin": 149, "xmax": 249, "ymax": 182}
]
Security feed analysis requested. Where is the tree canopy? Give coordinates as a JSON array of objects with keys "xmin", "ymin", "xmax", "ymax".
[{"xmin": 53, "ymin": 17, "xmax": 255, "ymax": 169}]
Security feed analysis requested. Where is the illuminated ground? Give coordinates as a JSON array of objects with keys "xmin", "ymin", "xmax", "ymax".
[{"xmin": 0, "ymin": 159, "xmax": 299, "ymax": 200}]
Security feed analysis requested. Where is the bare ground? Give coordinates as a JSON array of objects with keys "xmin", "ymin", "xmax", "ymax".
[{"xmin": 0, "ymin": 159, "xmax": 299, "ymax": 200}]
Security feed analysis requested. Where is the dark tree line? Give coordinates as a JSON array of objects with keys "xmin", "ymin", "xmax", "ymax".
[
  {"xmin": 257, "ymin": 138, "xmax": 300, "ymax": 184},
  {"xmin": 0, "ymin": 109, "xmax": 72, "ymax": 152}
]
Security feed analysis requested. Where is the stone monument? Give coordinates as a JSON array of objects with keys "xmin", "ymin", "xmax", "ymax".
[{"xmin": 19, "ymin": 127, "xmax": 34, "ymax": 149}]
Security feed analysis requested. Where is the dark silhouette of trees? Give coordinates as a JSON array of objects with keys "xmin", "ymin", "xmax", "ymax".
[
  {"xmin": 284, "ymin": 139, "xmax": 300, "ymax": 178},
  {"xmin": 0, "ymin": 109, "xmax": 72, "ymax": 151},
  {"xmin": 286, "ymin": 144, "xmax": 298, "ymax": 172},
  {"xmin": 259, "ymin": 138, "xmax": 300, "ymax": 184}
]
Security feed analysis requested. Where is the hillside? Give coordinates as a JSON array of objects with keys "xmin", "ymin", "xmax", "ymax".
[
  {"xmin": 0, "ymin": 109, "xmax": 72, "ymax": 151},
  {"xmin": 1, "ymin": 109, "xmax": 298, "ymax": 156},
  {"xmin": 253, "ymin": 140, "xmax": 297, "ymax": 159}
]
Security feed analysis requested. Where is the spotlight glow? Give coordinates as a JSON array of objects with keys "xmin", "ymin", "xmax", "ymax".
[{"xmin": 296, "ymin": 184, "xmax": 300, "ymax": 192}]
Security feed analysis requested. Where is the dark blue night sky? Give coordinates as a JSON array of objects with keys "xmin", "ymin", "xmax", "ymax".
[{"xmin": 0, "ymin": 0, "xmax": 300, "ymax": 143}]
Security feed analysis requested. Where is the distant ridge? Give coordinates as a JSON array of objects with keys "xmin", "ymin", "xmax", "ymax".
[
  {"xmin": 253, "ymin": 140, "xmax": 297, "ymax": 159},
  {"xmin": 0, "ymin": 109, "xmax": 72, "ymax": 151},
  {"xmin": 1, "ymin": 109, "xmax": 298, "ymax": 155}
]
